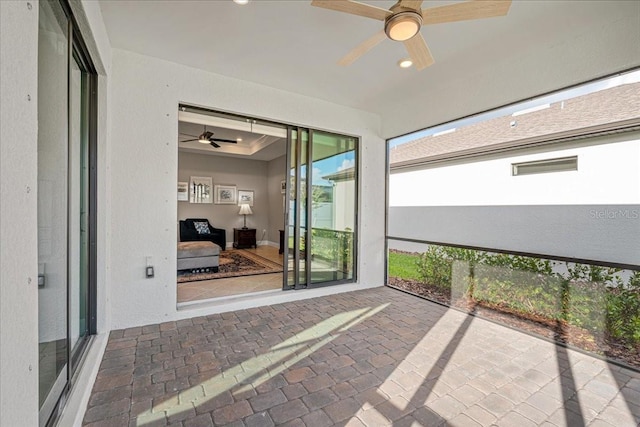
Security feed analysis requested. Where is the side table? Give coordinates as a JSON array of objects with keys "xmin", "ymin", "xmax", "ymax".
[{"xmin": 233, "ymin": 228, "xmax": 256, "ymax": 249}]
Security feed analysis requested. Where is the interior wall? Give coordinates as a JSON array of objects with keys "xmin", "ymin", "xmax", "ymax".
[
  {"xmin": 177, "ymin": 152, "xmax": 273, "ymax": 246},
  {"xmin": 109, "ymin": 48, "xmax": 385, "ymax": 329},
  {"xmin": 0, "ymin": 2, "xmax": 40, "ymax": 425},
  {"xmin": 380, "ymin": 2, "xmax": 640, "ymax": 138},
  {"xmin": 267, "ymin": 155, "xmax": 287, "ymax": 247}
]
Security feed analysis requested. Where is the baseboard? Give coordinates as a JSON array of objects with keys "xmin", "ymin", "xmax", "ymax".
[{"xmin": 258, "ymin": 240, "xmax": 278, "ymax": 248}]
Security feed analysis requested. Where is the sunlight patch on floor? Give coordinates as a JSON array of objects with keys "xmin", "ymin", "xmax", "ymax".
[{"xmin": 135, "ymin": 303, "xmax": 390, "ymax": 426}]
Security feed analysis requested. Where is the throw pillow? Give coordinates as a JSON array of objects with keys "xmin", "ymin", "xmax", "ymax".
[{"xmin": 193, "ymin": 221, "xmax": 210, "ymax": 235}]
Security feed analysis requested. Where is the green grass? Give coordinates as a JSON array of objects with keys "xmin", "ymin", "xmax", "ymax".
[{"xmin": 388, "ymin": 251, "xmax": 421, "ymax": 281}]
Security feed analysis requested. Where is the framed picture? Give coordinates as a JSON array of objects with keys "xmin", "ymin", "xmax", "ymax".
[
  {"xmin": 177, "ymin": 181, "xmax": 189, "ymax": 201},
  {"xmin": 214, "ymin": 185, "xmax": 237, "ymax": 204},
  {"xmin": 237, "ymin": 190, "xmax": 254, "ymax": 206},
  {"xmin": 189, "ymin": 176, "xmax": 212, "ymax": 203},
  {"xmin": 280, "ymin": 180, "xmax": 286, "ymax": 194}
]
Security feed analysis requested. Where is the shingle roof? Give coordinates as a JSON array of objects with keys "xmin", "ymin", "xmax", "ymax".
[{"xmin": 389, "ymin": 82, "xmax": 640, "ymax": 167}]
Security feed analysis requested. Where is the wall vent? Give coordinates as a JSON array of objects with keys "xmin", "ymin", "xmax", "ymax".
[{"xmin": 512, "ymin": 156, "xmax": 577, "ymax": 176}]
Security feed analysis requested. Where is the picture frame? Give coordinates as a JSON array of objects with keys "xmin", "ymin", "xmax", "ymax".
[
  {"xmin": 280, "ymin": 180, "xmax": 286, "ymax": 194},
  {"xmin": 237, "ymin": 190, "xmax": 254, "ymax": 206},
  {"xmin": 189, "ymin": 176, "xmax": 212, "ymax": 203},
  {"xmin": 214, "ymin": 185, "xmax": 237, "ymax": 204},
  {"xmin": 177, "ymin": 181, "xmax": 189, "ymax": 201}
]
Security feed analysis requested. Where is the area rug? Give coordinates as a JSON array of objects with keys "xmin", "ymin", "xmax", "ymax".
[{"xmin": 177, "ymin": 249, "xmax": 282, "ymax": 283}]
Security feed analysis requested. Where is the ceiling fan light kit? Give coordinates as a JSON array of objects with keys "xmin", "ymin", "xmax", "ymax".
[
  {"xmin": 180, "ymin": 126, "xmax": 239, "ymax": 149},
  {"xmin": 385, "ymin": 11, "xmax": 422, "ymax": 41}
]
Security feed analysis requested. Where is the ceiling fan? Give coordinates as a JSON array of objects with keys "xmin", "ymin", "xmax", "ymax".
[
  {"xmin": 179, "ymin": 126, "xmax": 238, "ymax": 148},
  {"xmin": 311, "ymin": 0, "xmax": 512, "ymax": 70}
]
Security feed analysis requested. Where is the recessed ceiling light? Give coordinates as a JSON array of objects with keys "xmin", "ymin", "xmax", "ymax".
[
  {"xmin": 233, "ymin": 0, "xmax": 249, "ymax": 5},
  {"xmin": 398, "ymin": 59, "xmax": 413, "ymax": 69},
  {"xmin": 236, "ymin": 138, "xmax": 243, "ymax": 142}
]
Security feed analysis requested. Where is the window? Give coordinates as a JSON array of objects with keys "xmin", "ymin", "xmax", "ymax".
[{"xmin": 511, "ymin": 156, "xmax": 577, "ymax": 176}]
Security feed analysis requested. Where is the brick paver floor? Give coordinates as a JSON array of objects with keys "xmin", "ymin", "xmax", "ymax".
[{"xmin": 83, "ymin": 287, "xmax": 640, "ymax": 426}]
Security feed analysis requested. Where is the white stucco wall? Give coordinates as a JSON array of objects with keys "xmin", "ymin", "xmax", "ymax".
[
  {"xmin": 388, "ymin": 134, "xmax": 640, "ymax": 266},
  {"xmin": 390, "ymin": 134, "xmax": 640, "ymax": 207},
  {"xmin": 0, "ymin": 2, "xmax": 40, "ymax": 425},
  {"xmin": 108, "ymin": 49, "xmax": 386, "ymax": 329},
  {"xmin": 1, "ymin": 1, "xmax": 112, "ymax": 425}
]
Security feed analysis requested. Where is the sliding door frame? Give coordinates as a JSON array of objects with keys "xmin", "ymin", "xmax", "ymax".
[{"xmin": 283, "ymin": 127, "xmax": 360, "ymax": 290}]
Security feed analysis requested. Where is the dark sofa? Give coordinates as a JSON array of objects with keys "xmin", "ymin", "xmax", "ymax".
[{"xmin": 179, "ymin": 218, "xmax": 226, "ymax": 250}]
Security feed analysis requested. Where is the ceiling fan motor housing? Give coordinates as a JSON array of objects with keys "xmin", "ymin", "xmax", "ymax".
[{"xmin": 385, "ymin": 9, "xmax": 423, "ymax": 42}]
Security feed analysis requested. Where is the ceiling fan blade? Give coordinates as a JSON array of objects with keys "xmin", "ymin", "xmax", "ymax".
[
  {"xmin": 179, "ymin": 133, "xmax": 198, "ymax": 138},
  {"xmin": 179, "ymin": 138, "xmax": 198, "ymax": 143},
  {"xmin": 399, "ymin": 0, "xmax": 424, "ymax": 10},
  {"xmin": 404, "ymin": 33, "xmax": 434, "ymax": 70},
  {"xmin": 338, "ymin": 30, "xmax": 387, "ymax": 67},
  {"xmin": 311, "ymin": 0, "xmax": 391, "ymax": 21},
  {"xmin": 209, "ymin": 141, "xmax": 220, "ymax": 148},
  {"xmin": 211, "ymin": 138, "xmax": 238, "ymax": 144},
  {"xmin": 422, "ymin": 0, "xmax": 512, "ymax": 25}
]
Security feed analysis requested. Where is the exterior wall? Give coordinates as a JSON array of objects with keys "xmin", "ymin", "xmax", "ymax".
[
  {"xmin": 0, "ymin": 1, "xmax": 112, "ymax": 425},
  {"xmin": 390, "ymin": 134, "xmax": 640, "ymax": 207},
  {"xmin": 0, "ymin": 2, "xmax": 40, "ymax": 425},
  {"xmin": 108, "ymin": 48, "xmax": 386, "ymax": 329},
  {"xmin": 388, "ymin": 134, "xmax": 640, "ymax": 266},
  {"xmin": 333, "ymin": 181, "xmax": 356, "ymax": 231}
]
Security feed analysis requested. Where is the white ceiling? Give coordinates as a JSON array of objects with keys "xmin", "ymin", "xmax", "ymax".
[
  {"xmin": 178, "ymin": 120, "xmax": 286, "ymax": 161},
  {"xmin": 99, "ymin": 1, "xmax": 639, "ymax": 129}
]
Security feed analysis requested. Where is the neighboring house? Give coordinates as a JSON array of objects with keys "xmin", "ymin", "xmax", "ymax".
[
  {"xmin": 387, "ymin": 80, "xmax": 640, "ymax": 267},
  {"xmin": 323, "ymin": 168, "xmax": 356, "ymax": 232},
  {"xmin": 389, "ymin": 81, "xmax": 640, "ymax": 206}
]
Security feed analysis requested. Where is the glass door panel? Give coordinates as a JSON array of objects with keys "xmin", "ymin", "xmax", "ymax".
[
  {"xmin": 285, "ymin": 128, "xmax": 309, "ymax": 289},
  {"xmin": 38, "ymin": 0, "xmax": 69, "ymax": 422},
  {"xmin": 286, "ymin": 129, "xmax": 297, "ymax": 288},
  {"xmin": 298, "ymin": 129, "xmax": 309, "ymax": 288},
  {"xmin": 309, "ymin": 131, "xmax": 356, "ymax": 284},
  {"xmin": 285, "ymin": 127, "xmax": 357, "ymax": 289},
  {"xmin": 69, "ymin": 55, "xmax": 90, "ymax": 361}
]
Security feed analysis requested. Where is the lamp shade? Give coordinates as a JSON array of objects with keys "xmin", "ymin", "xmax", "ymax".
[{"xmin": 238, "ymin": 204, "xmax": 253, "ymax": 215}]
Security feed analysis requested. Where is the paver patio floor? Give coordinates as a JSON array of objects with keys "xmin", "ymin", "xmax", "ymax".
[{"xmin": 83, "ymin": 287, "xmax": 640, "ymax": 426}]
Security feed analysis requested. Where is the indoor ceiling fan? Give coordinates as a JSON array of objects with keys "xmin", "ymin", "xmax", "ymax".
[
  {"xmin": 311, "ymin": 0, "xmax": 512, "ymax": 70},
  {"xmin": 179, "ymin": 126, "xmax": 237, "ymax": 148}
]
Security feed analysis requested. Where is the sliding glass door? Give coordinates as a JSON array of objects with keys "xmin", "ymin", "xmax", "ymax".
[
  {"xmin": 38, "ymin": 1, "xmax": 70, "ymax": 421},
  {"xmin": 284, "ymin": 128, "xmax": 357, "ymax": 289},
  {"xmin": 38, "ymin": 1, "xmax": 97, "ymax": 424}
]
